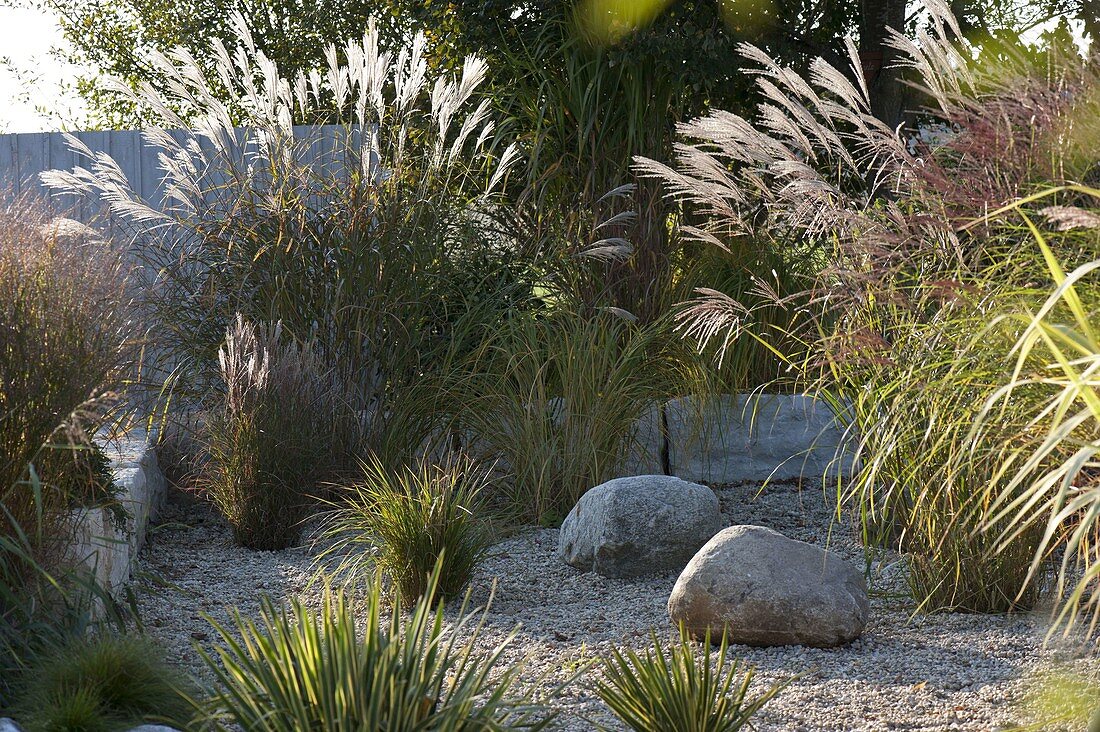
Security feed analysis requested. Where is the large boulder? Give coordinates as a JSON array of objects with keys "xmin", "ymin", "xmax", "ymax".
[
  {"xmin": 668, "ymin": 525, "xmax": 868, "ymax": 647},
  {"xmin": 559, "ymin": 476, "xmax": 722, "ymax": 578}
]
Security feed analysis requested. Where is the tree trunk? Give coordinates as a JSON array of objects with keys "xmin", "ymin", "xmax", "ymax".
[{"xmin": 859, "ymin": 0, "xmax": 908, "ymax": 128}]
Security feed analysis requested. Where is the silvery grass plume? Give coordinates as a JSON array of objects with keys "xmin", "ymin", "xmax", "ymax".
[
  {"xmin": 218, "ymin": 313, "xmax": 352, "ymax": 440},
  {"xmin": 633, "ymin": 0, "xmax": 1019, "ymax": 357},
  {"xmin": 38, "ymin": 14, "xmax": 520, "ymax": 415},
  {"xmin": 41, "ymin": 15, "xmax": 517, "ymax": 231},
  {"xmin": 218, "ymin": 314, "xmax": 271, "ymax": 418}
]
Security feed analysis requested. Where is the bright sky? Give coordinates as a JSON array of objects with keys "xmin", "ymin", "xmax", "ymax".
[{"xmin": 0, "ymin": 4, "xmax": 87, "ymax": 133}]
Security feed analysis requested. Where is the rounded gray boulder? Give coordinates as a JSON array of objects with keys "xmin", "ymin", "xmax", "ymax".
[
  {"xmin": 668, "ymin": 524, "xmax": 868, "ymax": 647},
  {"xmin": 559, "ymin": 475, "xmax": 722, "ymax": 578}
]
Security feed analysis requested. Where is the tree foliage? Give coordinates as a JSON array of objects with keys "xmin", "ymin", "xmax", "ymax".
[{"xmin": 34, "ymin": 0, "xmax": 1094, "ymax": 130}]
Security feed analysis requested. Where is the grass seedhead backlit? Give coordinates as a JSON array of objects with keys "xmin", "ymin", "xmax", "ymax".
[{"xmin": 202, "ymin": 315, "xmax": 352, "ymax": 550}]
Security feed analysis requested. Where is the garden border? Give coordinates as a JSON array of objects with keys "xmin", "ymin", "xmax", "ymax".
[{"xmin": 69, "ymin": 429, "xmax": 167, "ymax": 598}]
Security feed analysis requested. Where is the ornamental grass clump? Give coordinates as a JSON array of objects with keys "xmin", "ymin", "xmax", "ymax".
[
  {"xmin": 835, "ymin": 307, "xmax": 1046, "ymax": 612},
  {"xmin": 444, "ymin": 310, "xmax": 675, "ymax": 524},
  {"xmin": 0, "ymin": 478, "xmax": 126, "ymax": 711},
  {"xmin": 13, "ymin": 633, "xmax": 193, "ymax": 731},
  {"xmin": 0, "ymin": 198, "xmax": 138, "ymax": 705},
  {"xmin": 320, "ymin": 454, "xmax": 493, "ymax": 605},
  {"xmin": 194, "ymin": 569, "xmax": 551, "ymax": 731},
  {"xmin": 969, "ymin": 190, "xmax": 1100, "ymax": 633},
  {"xmin": 202, "ymin": 315, "xmax": 351, "ymax": 550},
  {"xmin": 0, "ymin": 197, "xmax": 135, "ymax": 547},
  {"xmin": 41, "ymin": 16, "xmax": 522, "ymax": 467},
  {"xmin": 595, "ymin": 625, "xmax": 786, "ymax": 732},
  {"xmin": 638, "ymin": 1, "xmax": 1100, "ymax": 614}
]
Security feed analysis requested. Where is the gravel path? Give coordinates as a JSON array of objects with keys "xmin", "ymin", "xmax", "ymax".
[{"xmin": 133, "ymin": 481, "xmax": 1098, "ymax": 731}]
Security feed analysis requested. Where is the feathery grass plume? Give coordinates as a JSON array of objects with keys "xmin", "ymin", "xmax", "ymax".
[
  {"xmin": 193, "ymin": 567, "xmax": 553, "ymax": 731},
  {"xmin": 318, "ymin": 453, "xmax": 493, "ymax": 605},
  {"xmin": 594, "ymin": 624, "xmax": 787, "ymax": 732},
  {"xmin": 202, "ymin": 314, "xmax": 352, "ymax": 550},
  {"xmin": 41, "ymin": 15, "xmax": 523, "ymax": 465},
  {"xmin": 13, "ymin": 633, "xmax": 194, "ymax": 731},
  {"xmin": 639, "ymin": 1, "xmax": 1100, "ymax": 613}
]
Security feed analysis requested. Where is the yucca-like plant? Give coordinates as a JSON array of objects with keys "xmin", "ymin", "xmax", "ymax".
[
  {"xmin": 319, "ymin": 454, "xmax": 492, "ymax": 604},
  {"xmin": 42, "ymin": 15, "xmax": 521, "ymax": 462},
  {"xmin": 594, "ymin": 625, "xmax": 786, "ymax": 732},
  {"xmin": 194, "ymin": 569, "xmax": 552, "ymax": 731},
  {"xmin": 202, "ymin": 314, "xmax": 351, "ymax": 550}
]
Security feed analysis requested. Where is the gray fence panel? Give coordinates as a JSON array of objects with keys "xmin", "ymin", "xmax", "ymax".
[{"xmin": 0, "ymin": 125, "xmax": 360, "ymax": 225}]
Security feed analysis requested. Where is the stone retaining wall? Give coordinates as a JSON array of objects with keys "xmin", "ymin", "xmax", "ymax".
[
  {"xmin": 69, "ymin": 429, "xmax": 167, "ymax": 597},
  {"xmin": 624, "ymin": 393, "xmax": 855, "ymax": 484}
]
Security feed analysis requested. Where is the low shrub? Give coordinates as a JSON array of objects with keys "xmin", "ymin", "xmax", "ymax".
[
  {"xmin": 594, "ymin": 625, "xmax": 785, "ymax": 732},
  {"xmin": 201, "ymin": 315, "xmax": 352, "ymax": 550},
  {"xmin": 320, "ymin": 454, "xmax": 492, "ymax": 605},
  {"xmin": 194, "ymin": 569, "xmax": 550, "ymax": 731},
  {"xmin": 0, "ymin": 470, "xmax": 132, "ymax": 710},
  {"xmin": 13, "ymin": 633, "xmax": 193, "ymax": 731}
]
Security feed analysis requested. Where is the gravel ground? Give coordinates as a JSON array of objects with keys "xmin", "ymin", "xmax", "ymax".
[{"xmin": 133, "ymin": 481, "xmax": 1099, "ymax": 731}]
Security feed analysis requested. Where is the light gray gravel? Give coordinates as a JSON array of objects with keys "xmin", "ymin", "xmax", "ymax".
[{"xmin": 133, "ymin": 481, "xmax": 1099, "ymax": 731}]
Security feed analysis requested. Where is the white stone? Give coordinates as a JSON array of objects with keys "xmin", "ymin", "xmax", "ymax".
[
  {"xmin": 559, "ymin": 475, "xmax": 722, "ymax": 578},
  {"xmin": 668, "ymin": 524, "xmax": 868, "ymax": 648},
  {"xmin": 68, "ymin": 429, "xmax": 167, "ymax": 599}
]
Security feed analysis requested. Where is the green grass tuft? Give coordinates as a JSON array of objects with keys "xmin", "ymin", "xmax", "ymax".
[
  {"xmin": 15, "ymin": 633, "xmax": 193, "ymax": 731},
  {"xmin": 320, "ymin": 454, "xmax": 492, "ymax": 605}
]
